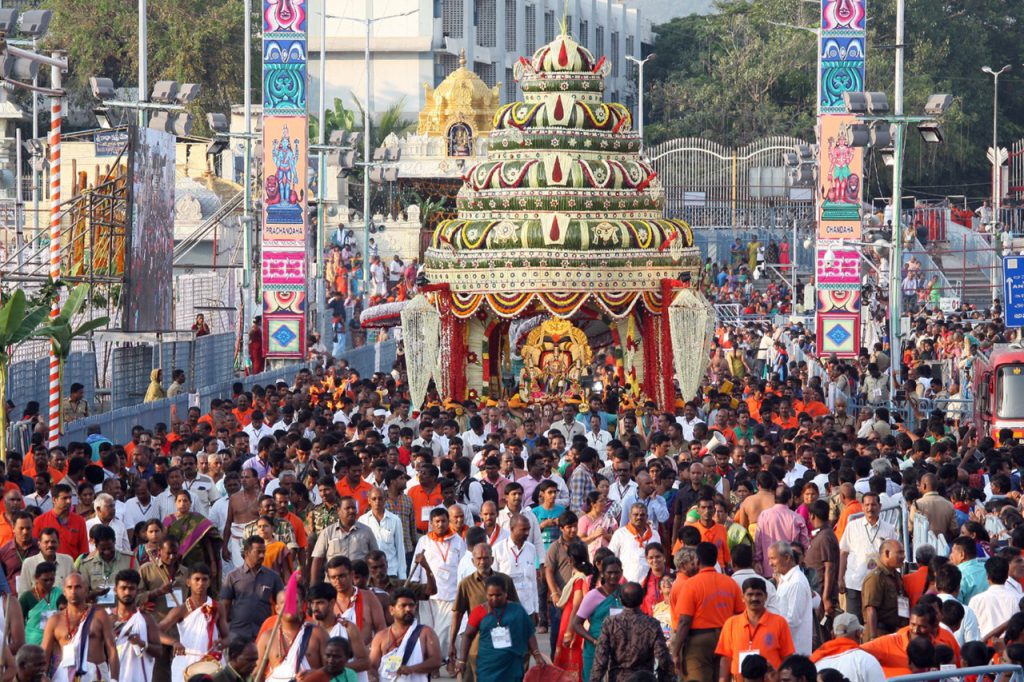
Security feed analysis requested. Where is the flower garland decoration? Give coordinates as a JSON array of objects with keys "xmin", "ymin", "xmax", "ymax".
[
  {"xmin": 667, "ymin": 288, "xmax": 717, "ymax": 402},
  {"xmin": 400, "ymin": 295, "xmax": 441, "ymax": 410}
]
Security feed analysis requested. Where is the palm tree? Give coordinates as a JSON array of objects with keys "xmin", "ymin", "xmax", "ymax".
[
  {"xmin": 309, "ymin": 97, "xmax": 357, "ymax": 141},
  {"xmin": 351, "ymin": 95, "xmax": 417, "ymax": 149},
  {"xmin": 0, "ymin": 290, "xmax": 50, "ymax": 453},
  {"xmin": 33, "ymin": 285, "xmax": 109, "ymax": 435}
]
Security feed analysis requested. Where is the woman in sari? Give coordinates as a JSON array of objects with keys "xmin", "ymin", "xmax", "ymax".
[
  {"xmin": 572, "ymin": 556, "xmax": 623, "ymax": 682},
  {"xmin": 639, "ymin": 543, "xmax": 670, "ymax": 615},
  {"xmin": 578, "ymin": 491, "xmax": 616, "ymax": 561},
  {"xmin": 76, "ymin": 483, "xmax": 96, "ymax": 521},
  {"xmin": 553, "ymin": 542, "xmax": 594, "ymax": 682},
  {"xmin": 455, "ymin": 575, "xmax": 545, "ymax": 682},
  {"xmin": 164, "ymin": 490, "xmax": 222, "ymax": 588},
  {"xmin": 256, "ymin": 515, "xmax": 293, "ymax": 576}
]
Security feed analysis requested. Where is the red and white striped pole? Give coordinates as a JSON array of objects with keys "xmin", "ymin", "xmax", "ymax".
[{"xmin": 46, "ymin": 56, "xmax": 63, "ymax": 448}]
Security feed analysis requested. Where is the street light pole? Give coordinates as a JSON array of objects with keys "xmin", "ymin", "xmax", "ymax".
[
  {"xmin": 982, "ymin": 65, "xmax": 1010, "ymax": 224},
  {"xmin": 138, "ymin": 0, "xmax": 147, "ymax": 126},
  {"xmin": 625, "ymin": 53, "xmax": 654, "ymax": 152},
  {"xmin": 889, "ymin": 0, "xmax": 905, "ymax": 405}
]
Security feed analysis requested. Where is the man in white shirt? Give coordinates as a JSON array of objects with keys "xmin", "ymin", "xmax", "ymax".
[
  {"xmin": 584, "ymin": 414, "xmax": 611, "ymax": 451},
  {"xmin": 86, "ymin": 493, "xmax": 130, "ymax": 554},
  {"xmin": 769, "ymin": 541, "xmax": 813, "ymax": 655},
  {"xmin": 408, "ymin": 506, "xmax": 465, "ymax": 662},
  {"xmin": 839, "ymin": 492, "xmax": 896, "ymax": 620},
  {"xmin": 180, "ymin": 452, "xmax": 219, "ymax": 517},
  {"xmin": 675, "ymin": 402, "xmax": 704, "ymax": 441},
  {"xmin": 460, "ymin": 417, "xmax": 487, "ymax": 462},
  {"xmin": 606, "ymin": 460, "xmax": 637, "ymax": 508},
  {"xmin": 607, "ymin": 503, "xmax": 660, "ymax": 582},
  {"xmin": 241, "ymin": 411, "xmax": 274, "ymax": 454},
  {"xmin": 730, "ymin": 543, "xmax": 779, "ymax": 614},
  {"xmin": 496, "ymin": 483, "xmax": 543, "ymax": 556},
  {"xmin": 25, "ymin": 474, "xmax": 54, "ymax": 513},
  {"xmin": 412, "ymin": 423, "xmax": 445, "ymax": 461},
  {"xmin": 549, "ymin": 404, "xmax": 585, "ymax": 441},
  {"xmin": 969, "ymin": 555, "xmax": 1018, "ymax": 638},
  {"xmin": 358, "ymin": 487, "xmax": 406, "ymax": 579},
  {"xmin": 121, "ymin": 479, "xmax": 161, "ymax": 543},
  {"xmin": 492, "ymin": 514, "xmax": 539, "ymax": 616},
  {"xmin": 618, "ymin": 472, "xmax": 669, "ymax": 528}
]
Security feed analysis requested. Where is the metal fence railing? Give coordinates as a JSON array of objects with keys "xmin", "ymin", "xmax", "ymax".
[{"xmin": 891, "ymin": 665, "xmax": 1024, "ymax": 682}]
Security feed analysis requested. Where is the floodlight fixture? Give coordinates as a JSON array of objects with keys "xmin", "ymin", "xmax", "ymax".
[
  {"xmin": 870, "ymin": 123, "xmax": 893, "ymax": 148},
  {"xmin": 206, "ymin": 113, "xmax": 228, "ymax": 133},
  {"xmin": 150, "ymin": 80, "xmax": 178, "ymax": 104},
  {"xmin": 843, "ymin": 91, "xmax": 868, "ymax": 114},
  {"xmin": 924, "ymin": 94, "xmax": 953, "ymax": 116},
  {"xmin": 93, "ymin": 106, "xmax": 112, "ymax": 129},
  {"xmin": 149, "ymin": 110, "xmax": 171, "ymax": 132},
  {"xmin": 917, "ymin": 121, "xmax": 944, "ymax": 144},
  {"xmin": 383, "ymin": 166, "xmax": 399, "ymax": 182},
  {"xmin": 880, "ymin": 146, "xmax": 896, "ymax": 167},
  {"xmin": 384, "ymin": 146, "xmax": 401, "ymax": 162},
  {"xmin": 89, "ymin": 77, "xmax": 116, "ymax": 101},
  {"xmin": 0, "ymin": 9, "xmax": 18, "ymax": 33},
  {"xmin": 207, "ymin": 138, "xmax": 229, "ymax": 156},
  {"xmin": 170, "ymin": 112, "xmax": 193, "ymax": 137},
  {"xmin": 17, "ymin": 10, "xmax": 51, "ymax": 38},
  {"xmin": 175, "ymin": 83, "xmax": 201, "ymax": 105},
  {"xmin": 864, "ymin": 91, "xmax": 889, "ymax": 114},
  {"xmin": 848, "ymin": 123, "xmax": 871, "ymax": 148}
]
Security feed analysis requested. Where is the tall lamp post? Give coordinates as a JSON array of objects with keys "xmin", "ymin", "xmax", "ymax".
[
  {"xmin": 982, "ymin": 65, "xmax": 1010, "ymax": 226},
  {"xmin": 625, "ymin": 53, "xmax": 654, "ymax": 152}
]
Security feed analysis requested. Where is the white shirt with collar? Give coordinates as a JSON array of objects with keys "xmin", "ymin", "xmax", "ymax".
[
  {"xmin": 270, "ymin": 418, "xmax": 296, "ymax": 432},
  {"xmin": 412, "ymin": 437, "xmax": 445, "ymax": 460},
  {"xmin": 675, "ymin": 416, "xmax": 705, "ymax": 441},
  {"xmin": 25, "ymin": 491, "xmax": 53, "ymax": 513},
  {"xmin": 813, "ymin": 648, "xmax": 885, "ymax": 682},
  {"xmin": 409, "ymin": 531, "xmax": 465, "ymax": 602},
  {"xmin": 358, "ymin": 509, "xmax": 406, "ymax": 580},
  {"xmin": 460, "ymin": 429, "xmax": 487, "ymax": 457},
  {"xmin": 775, "ymin": 564, "xmax": 814, "ymax": 655},
  {"xmin": 86, "ymin": 517, "xmax": 131, "ymax": 554},
  {"xmin": 607, "ymin": 524, "xmax": 660, "ymax": 582},
  {"xmin": 969, "ymin": 582, "xmax": 1019, "ymax": 636},
  {"xmin": 122, "ymin": 496, "xmax": 160, "ymax": 529},
  {"xmin": 938, "ymin": 592, "xmax": 981, "ymax": 645},
  {"xmin": 731, "ymin": 568, "xmax": 780, "ymax": 614},
  {"xmin": 782, "ymin": 463, "xmax": 809, "ymax": 488},
  {"xmin": 607, "ymin": 480, "xmax": 638, "ymax": 506},
  {"xmin": 242, "ymin": 423, "xmax": 275, "ymax": 453},
  {"xmin": 182, "ymin": 474, "xmax": 220, "ymax": 517},
  {"xmin": 493, "ymin": 537, "xmax": 539, "ymax": 615},
  {"xmin": 585, "ymin": 430, "xmax": 612, "ymax": 451},
  {"xmin": 839, "ymin": 516, "xmax": 897, "ymax": 591},
  {"xmin": 497, "ymin": 506, "xmax": 544, "ymax": 564}
]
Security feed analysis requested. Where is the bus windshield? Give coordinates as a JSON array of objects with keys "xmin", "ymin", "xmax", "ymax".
[{"xmin": 996, "ymin": 364, "xmax": 1024, "ymax": 419}]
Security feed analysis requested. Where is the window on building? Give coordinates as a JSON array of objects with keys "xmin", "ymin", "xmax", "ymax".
[
  {"xmin": 506, "ymin": 2, "xmax": 517, "ymax": 49},
  {"xmin": 476, "ymin": 0, "xmax": 496, "ymax": 47},
  {"xmin": 626, "ymin": 36, "xmax": 634, "ymax": 60},
  {"xmin": 505, "ymin": 68, "xmax": 516, "ymax": 103},
  {"xmin": 525, "ymin": 5, "xmax": 537, "ymax": 53},
  {"xmin": 544, "ymin": 10, "xmax": 555, "ymax": 42},
  {"xmin": 595, "ymin": 27, "xmax": 604, "ymax": 58},
  {"xmin": 579, "ymin": 20, "xmax": 588, "ymax": 47},
  {"xmin": 443, "ymin": 0, "xmax": 464, "ymax": 38},
  {"xmin": 435, "ymin": 52, "xmax": 460, "ymax": 86},
  {"xmin": 475, "ymin": 61, "xmax": 497, "ymax": 88},
  {"xmin": 611, "ymin": 32, "xmax": 619, "ymax": 76}
]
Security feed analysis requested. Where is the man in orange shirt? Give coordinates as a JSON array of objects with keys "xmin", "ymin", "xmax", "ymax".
[
  {"xmin": 232, "ymin": 394, "xmax": 254, "ymax": 428},
  {"xmin": 833, "ymin": 483, "xmax": 862, "ymax": 541},
  {"xmin": 407, "ymin": 465, "xmax": 444, "ymax": 534},
  {"xmin": 672, "ymin": 542, "xmax": 744, "ymax": 682},
  {"xmin": 335, "ymin": 455, "xmax": 374, "ymax": 513},
  {"xmin": 859, "ymin": 603, "xmax": 960, "ymax": 677},
  {"xmin": 0, "ymin": 489, "xmax": 24, "ymax": 546},
  {"xmin": 686, "ymin": 491, "xmax": 731, "ymax": 570},
  {"xmin": 715, "ymin": 576, "xmax": 795, "ymax": 682}
]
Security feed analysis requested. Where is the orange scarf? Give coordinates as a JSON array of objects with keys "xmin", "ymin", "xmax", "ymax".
[
  {"xmin": 809, "ymin": 637, "xmax": 859, "ymax": 663},
  {"xmin": 428, "ymin": 530, "xmax": 455, "ymax": 543},
  {"xmin": 626, "ymin": 522, "xmax": 652, "ymax": 547}
]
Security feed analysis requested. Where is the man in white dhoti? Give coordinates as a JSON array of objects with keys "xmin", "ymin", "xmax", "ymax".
[
  {"xmin": 160, "ymin": 565, "xmax": 224, "ymax": 681},
  {"xmin": 111, "ymin": 569, "xmax": 160, "ymax": 682},
  {"xmin": 408, "ymin": 508, "xmax": 465, "ymax": 662},
  {"xmin": 369, "ymin": 589, "xmax": 443, "ymax": 682},
  {"xmin": 41, "ymin": 573, "xmax": 119, "ymax": 682},
  {"xmin": 257, "ymin": 583, "xmax": 328, "ymax": 681},
  {"xmin": 310, "ymin": 582, "xmax": 371, "ymax": 682}
]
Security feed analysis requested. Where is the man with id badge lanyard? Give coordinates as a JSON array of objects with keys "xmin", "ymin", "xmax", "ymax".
[
  {"xmin": 838, "ymin": 493, "xmax": 895, "ymax": 623},
  {"xmin": 715, "ymin": 578, "xmax": 795, "ymax": 682},
  {"xmin": 77, "ymin": 526, "xmax": 134, "ymax": 608},
  {"xmin": 370, "ymin": 588, "xmax": 443, "ymax": 682},
  {"xmin": 409, "ymin": 508, "xmax": 465, "ymax": 662}
]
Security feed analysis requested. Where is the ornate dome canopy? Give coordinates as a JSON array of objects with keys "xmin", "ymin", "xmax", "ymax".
[
  {"xmin": 422, "ymin": 28, "xmax": 700, "ymax": 320},
  {"xmin": 418, "ymin": 50, "xmax": 502, "ymax": 139}
]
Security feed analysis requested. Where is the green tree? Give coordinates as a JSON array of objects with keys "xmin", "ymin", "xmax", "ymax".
[
  {"xmin": 43, "ymin": 0, "xmax": 259, "ymax": 133},
  {"xmin": 33, "ymin": 284, "xmax": 110, "ymax": 433},
  {"xmin": 310, "ymin": 97, "xmax": 357, "ymax": 142},
  {"xmin": 0, "ymin": 290, "xmax": 50, "ymax": 454}
]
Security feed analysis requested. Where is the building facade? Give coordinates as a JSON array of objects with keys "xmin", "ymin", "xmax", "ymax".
[{"xmin": 309, "ymin": 0, "xmax": 650, "ymax": 121}]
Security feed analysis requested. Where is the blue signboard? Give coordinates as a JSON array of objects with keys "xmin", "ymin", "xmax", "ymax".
[
  {"xmin": 1004, "ymin": 256, "xmax": 1024, "ymax": 327},
  {"xmin": 94, "ymin": 130, "xmax": 129, "ymax": 157}
]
